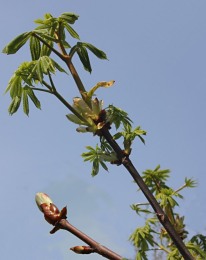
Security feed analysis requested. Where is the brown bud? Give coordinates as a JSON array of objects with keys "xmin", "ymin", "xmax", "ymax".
[
  {"xmin": 35, "ymin": 192, "xmax": 67, "ymax": 226},
  {"xmin": 70, "ymin": 246, "xmax": 94, "ymax": 254}
]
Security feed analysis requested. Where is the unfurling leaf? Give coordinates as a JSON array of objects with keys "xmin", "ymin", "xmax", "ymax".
[{"xmin": 86, "ymin": 80, "xmax": 115, "ymax": 100}]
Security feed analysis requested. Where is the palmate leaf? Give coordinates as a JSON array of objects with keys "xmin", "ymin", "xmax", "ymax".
[
  {"xmin": 69, "ymin": 42, "xmax": 107, "ymax": 72},
  {"xmin": 2, "ymin": 32, "xmax": 31, "ymax": 54},
  {"xmin": 28, "ymin": 56, "xmax": 66, "ymax": 82}
]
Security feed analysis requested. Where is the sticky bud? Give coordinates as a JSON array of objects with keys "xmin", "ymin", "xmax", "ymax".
[
  {"xmin": 35, "ymin": 192, "xmax": 67, "ymax": 227},
  {"xmin": 70, "ymin": 246, "xmax": 94, "ymax": 254}
]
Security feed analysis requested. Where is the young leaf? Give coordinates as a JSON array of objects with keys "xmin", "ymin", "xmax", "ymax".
[
  {"xmin": 40, "ymin": 41, "xmax": 53, "ymax": 57},
  {"xmin": 22, "ymin": 88, "xmax": 29, "ymax": 115},
  {"xmin": 63, "ymin": 21, "xmax": 80, "ymax": 39},
  {"xmin": 77, "ymin": 46, "xmax": 92, "ymax": 73},
  {"xmin": 86, "ymin": 80, "xmax": 115, "ymax": 100},
  {"xmin": 2, "ymin": 32, "xmax": 31, "ymax": 54},
  {"xmin": 26, "ymin": 87, "xmax": 41, "ymax": 109},
  {"xmin": 82, "ymin": 42, "xmax": 108, "ymax": 60},
  {"xmin": 8, "ymin": 96, "xmax": 22, "ymax": 115},
  {"xmin": 59, "ymin": 12, "xmax": 79, "ymax": 24},
  {"xmin": 30, "ymin": 36, "xmax": 41, "ymax": 60}
]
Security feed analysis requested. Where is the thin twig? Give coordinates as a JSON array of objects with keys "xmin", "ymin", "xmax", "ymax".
[{"xmin": 57, "ymin": 219, "xmax": 123, "ymax": 260}]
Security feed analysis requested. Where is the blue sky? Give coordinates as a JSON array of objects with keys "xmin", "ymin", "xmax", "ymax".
[{"xmin": 1, "ymin": 1, "xmax": 206, "ymax": 259}]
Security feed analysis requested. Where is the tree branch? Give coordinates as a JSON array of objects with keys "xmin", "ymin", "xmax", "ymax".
[
  {"xmin": 100, "ymin": 127, "xmax": 194, "ymax": 260},
  {"xmin": 57, "ymin": 219, "xmax": 123, "ymax": 260}
]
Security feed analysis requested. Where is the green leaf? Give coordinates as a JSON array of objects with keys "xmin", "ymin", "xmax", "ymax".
[
  {"xmin": 52, "ymin": 59, "xmax": 68, "ymax": 74},
  {"xmin": 26, "ymin": 87, "xmax": 41, "ymax": 109},
  {"xmin": 92, "ymin": 158, "xmax": 99, "ymax": 176},
  {"xmin": 63, "ymin": 21, "xmax": 80, "ymax": 39},
  {"xmin": 77, "ymin": 46, "xmax": 92, "ymax": 73},
  {"xmin": 2, "ymin": 32, "xmax": 31, "ymax": 54},
  {"xmin": 8, "ymin": 96, "xmax": 22, "ymax": 115},
  {"xmin": 33, "ymin": 30, "xmax": 58, "ymax": 42},
  {"xmin": 59, "ymin": 12, "xmax": 79, "ymax": 24},
  {"xmin": 22, "ymin": 88, "xmax": 29, "ymax": 115},
  {"xmin": 30, "ymin": 36, "xmax": 41, "ymax": 60},
  {"xmin": 40, "ymin": 40, "xmax": 53, "ymax": 57},
  {"xmin": 82, "ymin": 42, "xmax": 108, "ymax": 60},
  {"xmin": 100, "ymin": 161, "xmax": 108, "ymax": 172},
  {"xmin": 6, "ymin": 75, "xmax": 22, "ymax": 98}
]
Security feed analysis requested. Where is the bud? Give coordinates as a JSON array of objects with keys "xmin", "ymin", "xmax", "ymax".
[
  {"xmin": 35, "ymin": 192, "xmax": 67, "ymax": 227},
  {"xmin": 70, "ymin": 246, "xmax": 94, "ymax": 254},
  {"xmin": 35, "ymin": 192, "xmax": 53, "ymax": 212}
]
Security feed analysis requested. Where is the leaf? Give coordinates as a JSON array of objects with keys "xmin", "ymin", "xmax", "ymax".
[
  {"xmin": 63, "ymin": 21, "xmax": 80, "ymax": 39},
  {"xmin": 40, "ymin": 40, "xmax": 53, "ymax": 57},
  {"xmin": 30, "ymin": 36, "xmax": 41, "ymax": 60},
  {"xmin": 8, "ymin": 96, "xmax": 21, "ymax": 115},
  {"xmin": 6, "ymin": 75, "xmax": 22, "ymax": 98},
  {"xmin": 86, "ymin": 80, "xmax": 115, "ymax": 100},
  {"xmin": 52, "ymin": 59, "xmax": 68, "ymax": 74},
  {"xmin": 82, "ymin": 42, "xmax": 108, "ymax": 60},
  {"xmin": 92, "ymin": 158, "xmax": 99, "ymax": 177},
  {"xmin": 22, "ymin": 88, "xmax": 29, "ymax": 115},
  {"xmin": 59, "ymin": 12, "xmax": 79, "ymax": 24},
  {"xmin": 66, "ymin": 114, "xmax": 86, "ymax": 125},
  {"xmin": 26, "ymin": 87, "xmax": 41, "ymax": 109},
  {"xmin": 2, "ymin": 32, "xmax": 31, "ymax": 54},
  {"xmin": 77, "ymin": 46, "xmax": 92, "ymax": 73},
  {"xmin": 100, "ymin": 161, "xmax": 108, "ymax": 172},
  {"xmin": 33, "ymin": 30, "xmax": 58, "ymax": 42}
]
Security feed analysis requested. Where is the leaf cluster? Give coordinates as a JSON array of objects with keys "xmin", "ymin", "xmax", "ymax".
[
  {"xmin": 129, "ymin": 166, "xmax": 201, "ymax": 259},
  {"xmin": 3, "ymin": 12, "xmax": 107, "ymax": 116}
]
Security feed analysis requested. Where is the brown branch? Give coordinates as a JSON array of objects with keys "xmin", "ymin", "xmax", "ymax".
[
  {"xmin": 57, "ymin": 219, "xmax": 123, "ymax": 260},
  {"xmin": 35, "ymin": 193, "xmax": 123, "ymax": 260},
  {"xmin": 100, "ymin": 127, "xmax": 194, "ymax": 260}
]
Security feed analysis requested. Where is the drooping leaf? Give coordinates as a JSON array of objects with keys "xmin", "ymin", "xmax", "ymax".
[
  {"xmin": 5, "ymin": 75, "xmax": 22, "ymax": 98},
  {"xmin": 63, "ymin": 21, "xmax": 80, "ymax": 39},
  {"xmin": 8, "ymin": 96, "xmax": 22, "ymax": 115},
  {"xmin": 59, "ymin": 12, "xmax": 79, "ymax": 24},
  {"xmin": 82, "ymin": 42, "xmax": 108, "ymax": 60},
  {"xmin": 77, "ymin": 46, "xmax": 92, "ymax": 73},
  {"xmin": 26, "ymin": 87, "xmax": 41, "ymax": 109},
  {"xmin": 52, "ymin": 60, "xmax": 68, "ymax": 74},
  {"xmin": 2, "ymin": 32, "xmax": 31, "ymax": 54},
  {"xmin": 30, "ymin": 36, "xmax": 41, "ymax": 60},
  {"xmin": 22, "ymin": 88, "xmax": 29, "ymax": 115},
  {"xmin": 40, "ymin": 40, "xmax": 53, "ymax": 57}
]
